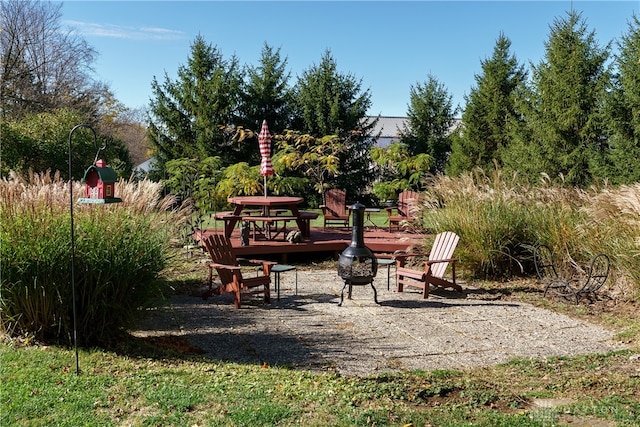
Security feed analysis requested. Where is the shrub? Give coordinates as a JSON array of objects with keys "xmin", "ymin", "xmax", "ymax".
[
  {"xmin": 0, "ymin": 171, "xmax": 188, "ymax": 346},
  {"xmin": 420, "ymin": 169, "xmax": 543, "ymax": 278},
  {"xmin": 419, "ymin": 169, "xmax": 639, "ymax": 298}
]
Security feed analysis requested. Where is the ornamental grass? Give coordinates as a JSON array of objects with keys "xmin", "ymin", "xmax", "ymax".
[
  {"xmin": 419, "ymin": 169, "xmax": 639, "ymax": 299},
  {"xmin": 0, "ymin": 171, "xmax": 190, "ymax": 346}
]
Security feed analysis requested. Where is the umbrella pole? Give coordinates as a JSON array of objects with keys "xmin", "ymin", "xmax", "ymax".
[{"xmin": 264, "ymin": 175, "xmax": 267, "ymax": 197}]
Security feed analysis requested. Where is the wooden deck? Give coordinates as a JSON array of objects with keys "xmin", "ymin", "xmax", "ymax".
[{"xmin": 195, "ymin": 226, "xmax": 426, "ymax": 263}]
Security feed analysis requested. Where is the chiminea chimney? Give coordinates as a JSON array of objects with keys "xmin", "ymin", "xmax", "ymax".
[{"xmin": 336, "ymin": 202, "xmax": 378, "ymax": 305}]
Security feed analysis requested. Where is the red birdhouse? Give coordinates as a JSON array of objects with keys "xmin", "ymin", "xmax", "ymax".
[{"xmin": 79, "ymin": 159, "xmax": 122, "ymax": 204}]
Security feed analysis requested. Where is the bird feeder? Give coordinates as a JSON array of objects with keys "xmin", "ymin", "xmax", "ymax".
[{"xmin": 78, "ymin": 159, "xmax": 122, "ymax": 204}]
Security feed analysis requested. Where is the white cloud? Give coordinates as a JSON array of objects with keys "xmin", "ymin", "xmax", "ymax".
[{"xmin": 64, "ymin": 20, "xmax": 185, "ymax": 41}]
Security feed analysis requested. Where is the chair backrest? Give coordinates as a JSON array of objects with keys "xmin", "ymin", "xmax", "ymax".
[
  {"xmin": 581, "ymin": 253, "xmax": 610, "ymax": 293},
  {"xmin": 202, "ymin": 234, "xmax": 239, "ymax": 286},
  {"xmin": 324, "ymin": 188, "xmax": 347, "ymax": 216},
  {"xmin": 398, "ymin": 190, "xmax": 420, "ymax": 218},
  {"xmin": 428, "ymin": 231, "xmax": 459, "ymax": 278},
  {"xmin": 202, "ymin": 233, "xmax": 236, "ymax": 265},
  {"xmin": 534, "ymin": 245, "xmax": 559, "ymax": 281}
]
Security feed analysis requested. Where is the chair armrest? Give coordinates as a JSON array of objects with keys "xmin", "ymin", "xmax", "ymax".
[
  {"xmin": 250, "ymin": 259, "xmax": 276, "ymax": 275},
  {"xmin": 207, "ymin": 262, "xmax": 241, "ymax": 271},
  {"xmin": 393, "ymin": 252, "xmax": 428, "ymax": 267},
  {"xmin": 237, "ymin": 257, "xmax": 276, "ymax": 266},
  {"xmin": 394, "ymin": 252, "xmax": 426, "ymax": 261},
  {"xmin": 426, "ymin": 258, "xmax": 458, "ymax": 265},
  {"xmin": 246, "ymin": 259, "xmax": 277, "ymax": 267}
]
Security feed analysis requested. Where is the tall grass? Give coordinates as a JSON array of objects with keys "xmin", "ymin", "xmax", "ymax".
[
  {"xmin": 0, "ymin": 171, "xmax": 190, "ymax": 346},
  {"xmin": 419, "ymin": 169, "xmax": 639, "ymax": 298}
]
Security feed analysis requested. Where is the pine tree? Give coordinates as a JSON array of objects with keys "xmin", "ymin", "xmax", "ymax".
[
  {"xmin": 241, "ymin": 43, "xmax": 294, "ymax": 139},
  {"xmin": 447, "ymin": 33, "xmax": 526, "ymax": 175},
  {"xmin": 503, "ymin": 11, "xmax": 611, "ymax": 186},
  {"xmin": 147, "ymin": 35, "xmax": 243, "ymax": 171},
  {"xmin": 293, "ymin": 50, "xmax": 376, "ymax": 197},
  {"xmin": 400, "ymin": 75, "xmax": 458, "ymax": 174},
  {"xmin": 603, "ymin": 15, "xmax": 640, "ymax": 184}
]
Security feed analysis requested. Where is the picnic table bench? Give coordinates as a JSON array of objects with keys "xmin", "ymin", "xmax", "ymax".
[
  {"xmin": 243, "ymin": 215, "xmax": 298, "ymax": 241},
  {"xmin": 214, "ymin": 211, "xmax": 242, "ymax": 237}
]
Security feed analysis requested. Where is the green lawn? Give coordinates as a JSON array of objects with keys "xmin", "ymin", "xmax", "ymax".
[
  {"xmin": 201, "ymin": 208, "xmax": 394, "ymax": 231},
  {"xmin": 2, "ymin": 249, "xmax": 639, "ymax": 426},
  {"xmin": 1, "ymin": 342, "xmax": 637, "ymax": 426}
]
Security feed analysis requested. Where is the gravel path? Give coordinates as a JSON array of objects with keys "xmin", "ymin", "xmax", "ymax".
[{"xmin": 132, "ymin": 269, "xmax": 626, "ymax": 377}]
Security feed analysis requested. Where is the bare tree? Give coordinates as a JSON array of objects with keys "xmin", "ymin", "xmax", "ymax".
[
  {"xmin": 0, "ymin": 0, "xmax": 103, "ymax": 119},
  {"xmin": 99, "ymin": 99, "xmax": 151, "ymax": 166}
]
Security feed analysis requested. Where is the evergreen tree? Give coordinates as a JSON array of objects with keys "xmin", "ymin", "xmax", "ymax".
[
  {"xmin": 400, "ymin": 75, "xmax": 458, "ymax": 174},
  {"xmin": 293, "ymin": 50, "xmax": 376, "ymax": 197},
  {"xmin": 241, "ymin": 43, "xmax": 294, "ymax": 140},
  {"xmin": 503, "ymin": 11, "xmax": 611, "ymax": 186},
  {"xmin": 603, "ymin": 15, "xmax": 640, "ymax": 184},
  {"xmin": 448, "ymin": 33, "xmax": 526, "ymax": 175},
  {"xmin": 147, "ymin": 35, "xmax": 243, "ymax": 171}
]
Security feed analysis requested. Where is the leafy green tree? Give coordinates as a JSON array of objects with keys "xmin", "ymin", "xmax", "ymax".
[
  {"xmin": 241, "ymin": 43, "xmax": 294, "ymax": 141},
  {"xmin": 2, "ymin": 109, "xmax": 130, "ymax": 179},
  {"xmin": 0, "ymin": 0, "xmax": 130, "ymax": 179},
  {"xmin": 293, "ymin": 50, "xmax": 376, "ymax": 197},
  {"xmin": 215, "ymin": 162, "xmax": 262, "ymax": 198},
  {"xmin": 400, "ymin": 75, "xmax": 458, "ymax": 174},
  {"xmin": 448, "ymin": 33, "xmax": 526, "ymax": 175},
  {"xmin": 165, "ymin": 156, "xmax": 227, "ymax": 212},
  {"xmin": 602, "ymin": 14, "xmax": 640, "ymax": 184},
  {"xmin": 503, "ymin": 11, "xmax": 611, "ymax": 186},
  {"xmin": 276, "ymin": 130, "xmax": 346, "ymax": 196},
  {"xmin": 370, "ymin": 142, "xmax": 431, "ymax": 201},
  {"xmin": 147, "ymin": 36, "xmax": 243, "ymax": 172}
]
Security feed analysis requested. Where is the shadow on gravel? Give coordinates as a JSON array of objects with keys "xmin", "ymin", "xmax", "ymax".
[{"xmin": 378, "ymin": 299, "xmax": 520, "ymax": 309}]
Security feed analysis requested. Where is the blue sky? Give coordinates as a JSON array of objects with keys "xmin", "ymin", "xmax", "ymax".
[{"xmin": 60, "ymin": 1, "xmax": 638, "ymax": 117}]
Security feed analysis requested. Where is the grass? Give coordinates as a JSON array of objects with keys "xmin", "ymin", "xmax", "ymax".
[
  {"xmin": 2, "ymin": 171, "xmax": 639, "ymax": 425},
  {"xmin": 0, "ymin": 171, "xmax": 187, "ymax": 345},
  {"xmin": 419, "ymin": 170, "xmax": 640, "ymax": 297},
  {"xmin": 1, "ymin": 339, "xmax": 638, "ymax": 426},
  {"xmin": 2, "ymin": 249, "xmax": 639, "ymax": 426}
]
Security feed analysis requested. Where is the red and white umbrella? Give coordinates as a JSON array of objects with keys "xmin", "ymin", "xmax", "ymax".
[{"xmin": 258, "ymin": 120, "xmax": 274, "ymax": 196}]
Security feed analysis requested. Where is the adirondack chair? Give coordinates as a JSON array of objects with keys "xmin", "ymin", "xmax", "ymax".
[
  {"xmin": 534, "ymin": 245, "xmax": 610, "ymax": 304},
  {"xmin": 320, "ymin": 188, "xmax": 350, "ymax": 229},
  {"xmin": 394, "ymin": 231, "xmax": 462, "ymax": 298},
  {"xmin": 201, "ymin": 233, "xmax": 275, "ymax": 308},
  {"xmin": 385, "ymin": 190, "xmax": 420, "ymax": 232}
]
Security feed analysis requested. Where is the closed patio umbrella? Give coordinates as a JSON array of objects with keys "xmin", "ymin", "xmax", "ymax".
[{"xmin": 258, "ymin": 120, "xmax": 274, "ymax": 197}]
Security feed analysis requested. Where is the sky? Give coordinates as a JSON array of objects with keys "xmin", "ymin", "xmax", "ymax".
[{"xmin": 60, "ymin": 1, "xmax": 639, "ymax": 118}]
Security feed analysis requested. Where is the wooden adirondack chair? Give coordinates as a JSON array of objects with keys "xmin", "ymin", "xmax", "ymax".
[
  {"xmin": 394, "ymin": 231, "xmax": 462, "ymax": 298},
  {"xmin": 385, "ymin": 190, "xmax": 420, "ymax": 232},
  {"xmin": 201, "ymin": 233, "xmax": 275, "ymax": 308},
  {"xmin": 320, "ymin": 188, "xmax": 350, "ymax": 230}
]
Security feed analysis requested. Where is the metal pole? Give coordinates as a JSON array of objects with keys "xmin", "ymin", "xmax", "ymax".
[{"xmin": 68, "ymin": 123, "xmax": 97, "ymax": 375}]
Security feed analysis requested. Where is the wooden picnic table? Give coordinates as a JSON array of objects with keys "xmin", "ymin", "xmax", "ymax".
[{"xmin": 226, "ymin": 196, "xmax": 316, "ymax": 239}]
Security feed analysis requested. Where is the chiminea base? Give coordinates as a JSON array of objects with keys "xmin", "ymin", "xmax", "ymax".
[{"xmin": 338, "ymin": 280, "xmax": 379, "ymax": 306}]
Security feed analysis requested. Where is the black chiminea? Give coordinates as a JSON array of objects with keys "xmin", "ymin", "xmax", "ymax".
[{"xmin": 337, "ymin": 201, "xmax": 378, "ymax": 306}]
